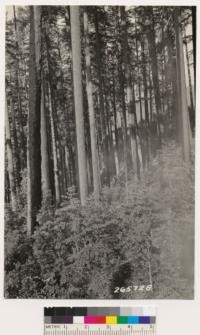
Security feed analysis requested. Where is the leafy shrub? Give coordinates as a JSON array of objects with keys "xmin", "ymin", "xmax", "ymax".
[{"xmin": 4, "ymin": 141, "xmax": 194, "ymax": 299}]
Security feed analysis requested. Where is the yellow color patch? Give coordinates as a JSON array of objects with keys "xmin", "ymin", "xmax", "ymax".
[{"xmin": 106, "ymin": 316, "xmax": 117, "ymax": 324}]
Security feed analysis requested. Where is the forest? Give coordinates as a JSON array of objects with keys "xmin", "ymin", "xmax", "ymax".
[{"xmin": 5, "ymin": 5, "xmax": 195, "ymax": 299}]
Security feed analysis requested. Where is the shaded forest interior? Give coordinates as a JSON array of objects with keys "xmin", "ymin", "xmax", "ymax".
[{"xmin": 5, "ymin": 6, "xmax": 195, "ymax": 299}]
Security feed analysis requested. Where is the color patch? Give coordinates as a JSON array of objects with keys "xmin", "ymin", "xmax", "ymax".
[
  {"xmin": 84, "ymin": 316, "xmax": 95, "ymax": 324},
  {"xmin": 119, "ymin": 308, "xmax": 132, "ymax": 316},
  {"xmin": 73, "ymin": 316, "xmax": 84, "ymax": 324},
  {"xmin": 139, "ymin": 316, "xmax": 151, "ymax": 324},
  {"xmin": 94, "ymin": 317, "xmax": 106, "ymax": 324},
  {"xmin": 150, "ymin": 316, "xmax": 156, "ymax": 324},
  {"xmin": 84, "ymin": 316, "xmax": 106, "ymax": 324},
  {"xmin": 106, "ymin": 316, "xmax": 117, "ymax": 324},
  {"xmin": 51, "ymin": 316, "xmax": 73, "ymax": 324},
  {"xmin": 44, "ymin": 316, "xmax": 51, "ymax": 324},
  {"xmin": 117, "ymin": 316, "xmax": 128, "ymax": 324},
  {"xmin": 44, "ymin": 307, "xmax": 156, "ymax": 325},
  {"xmin": 128, "ymin": 316, "xmax": 139, "ymax": 324}
]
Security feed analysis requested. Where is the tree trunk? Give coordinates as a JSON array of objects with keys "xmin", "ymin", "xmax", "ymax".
[
  {"xmin": 43, "ymin": 18, "xmax": 61, "ymax": 205},
  {"xmin": 141, "ymin": 38, "xmax": 150, "ymax": 126},
  {"xmin": 174, "ymin": 8, "xmax": 192, "ymax": 165},
  {"xmin": 27, "ymin": 6, "xmax": 42, "ymax": 236},
  {"xmin": 10, "ymin": 94, "xmax": 21, "ymax": 187},
  {"xmin": 13, "ymin": 6, "xmax": 26, "ymax": 168},
  {"xmin": 41, "ymin": 79, "xmax": 51, "ymax": 201},
  {"xmin": 94, "ymin": 7, "xmax": 110, "ymax": 186},
  {"xmin": 48, "ymin": 84, "xmax": 61, "ymax": 205},
  {"xmin": 112, "ymin": 73, "xmax": 120, "ymax": 176},
  {"xmin": 5, "ymin": 97, "xmax": 17, "ymax": 211},
  {"xmin": 64, "ymin": 146, "xmax": 70, "ymax": 187},
  {"xmin": 183, "ymin": 27, "xmax": 195, "ymax": 126},
  {"xmin": 84, "ymin": 10, "xmax": 100, "ymax": 201},
  {"xmin": 60, "ymin": 146, "xmax": 67, "ymax": 194},
  {"xmin": 70, "ymin": 6, "xmax": 88, "ymax": 205},
  {"xmin": 135, "ymin": 29, "xmax": 143, "ymax": 123},
  {"xmin": 191, "ymin": 6, "xmax": 196, "ymax": 97},
  {"xmin": 120, "ymin": 7, "xmax": 138, "ymax": 176},
  {"xmin": 148, "ymin": 63, "xmax": 153, "ymax": 124},
  {"xmin": 145, "ymin": 7, "xmax": 162, "ymax": 140}
]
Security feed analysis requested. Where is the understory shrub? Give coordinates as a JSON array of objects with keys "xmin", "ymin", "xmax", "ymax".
[{"xmin": 4, "ymin": 141, "xmax": 194, "ymax": 299}]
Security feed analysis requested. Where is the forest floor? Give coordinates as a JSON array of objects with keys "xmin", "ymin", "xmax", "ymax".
[{"xmin": 4, "ymin": 141, "xmax": 194, "ymax": 299}]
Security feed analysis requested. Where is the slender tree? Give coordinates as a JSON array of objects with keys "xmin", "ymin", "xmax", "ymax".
[
  {"xmin": 13, "ymin": 6, "xmax": 26, "ymax": 168},
  {"xmin": 191, "ymin": 6, "xmax": 196, "ymax": 96},
  {"xmin": 70, "ymin": 6, "xmax": 88, "ymax": 205},
  {"xmin": 120, "ymin": 7, "xmax": 139, "ymax": 177},
  {"xmin": 47, "ymin": 83, "xmax": 61, "ymax": 205},
  {"xmin": 40, "ymin": 79, "xmax": 51, "ymax": 201},
  {"xmin": 44, "ymin": 17, "xmax": 61, "ymax": 205},
  {"xmin": 94, "ymin": 7, "xmax": 111, "ymax": 186},
  {"xmin": 27, "ymin": 6, "xmax": 42, "ymax": 235},
  {"xmin": 9, "ymin": 94, "xmax": 21, "ymax": 187},
  {"xmin": 145, "ymin": 7, "xmax": 162, "ymax": 140},
  {"xmin": 174, "ymin": 7, "xmax": 192, "ymax": 164},
  {"xmin": 5, "ymin": 97, "xmax": 17, "ymax": 211},
  {"xmin": 84, "ymin": 9, "xmax": 100, "ymax": 201},
  {"xmin": 183, "ymin": 27, "xmax": 194, "ymax": 116}
]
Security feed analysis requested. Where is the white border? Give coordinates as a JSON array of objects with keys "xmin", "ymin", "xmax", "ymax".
[{"xmin": 0, "ymin": 2, "xmax": 199, "ymax": 335}]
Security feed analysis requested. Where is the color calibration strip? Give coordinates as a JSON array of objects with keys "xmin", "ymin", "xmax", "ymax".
[{"xmin": 44, "ymin": 307, "xmax": 156, "ymax": 325}]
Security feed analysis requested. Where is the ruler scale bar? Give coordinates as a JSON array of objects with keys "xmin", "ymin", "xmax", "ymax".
[{"xmin": 44, "ymin": 325, "xmax": 156, "ymax": 335}]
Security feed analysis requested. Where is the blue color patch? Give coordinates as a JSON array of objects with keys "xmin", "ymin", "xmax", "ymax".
[
  {"xmin": 139, "ymin": 316, "xmax": 150, "ymax": 324},
  {"xmin": 128, "ymin": 316, "xmax": 139, "ymax": 324}
]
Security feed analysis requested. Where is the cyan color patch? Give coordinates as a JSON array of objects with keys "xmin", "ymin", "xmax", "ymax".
[{"xmin": 128, "ymin": 316, "xmax": 139, "ymax": 324}]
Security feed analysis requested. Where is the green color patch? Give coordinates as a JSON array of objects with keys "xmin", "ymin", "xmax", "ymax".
[{"xmin": 117, "ymin": 316, "xmax": 128, "ymax": 324}]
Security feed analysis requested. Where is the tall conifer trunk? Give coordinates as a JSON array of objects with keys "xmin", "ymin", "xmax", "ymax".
[
  {"xmin": 47, "ymin": 84, "xmax": 61, "ymax": 205},
  {"xmin": 94, "ymin": 7, "xmax": 110, "ymax": 186},
  {"xmin": 5, "ymin": 97, "xmax": 17, "ymax": 211},
  {"xmin": 145, "ymin": 7, "xmax": 162, "ymax": 141},
  {"xmin": 70, "ymin": 6, "xmax": 88, "ymax": 205},
  {"xmin": 120, "ymin": 7, "xmax": 139, "ymax": 177},
  {"xmin": 13, "ymin": 6, "xmax": 26, "ymax": 168},
  {"xmin": 174, "ymin": 8, "xmax": 192, "ymax": 165},
  {"xmin": 183, "ymin": 27, "xmax": 194, "ymax": 125},
  {"xmin": 84, "ymin": 10, "xmax": 100, "ymax": 201},
  {"xmin": 41, "ymin": 79, "xmax": 51, "ymax": 201},
  {"xmin": 27, "ymin": 6, "xmax": 42, "ymax": 236}
]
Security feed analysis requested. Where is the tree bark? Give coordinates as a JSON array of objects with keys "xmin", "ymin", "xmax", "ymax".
[
  {"xmin": 120, "ymin": 7, "xmax": 138, "ymax": 177},
  {"xmin": 141, "ymin": 38, "xmax": 150, "ymax": 126},
  {"xmin": 84, "ymin": 10, "xmax": 100, "ymax": 201},
  {"xmin": 94, "ymin": 7, "xmax": 110, "ymax": 186},
  {"xmin": 10, "ymin": 94, "xmax": 21, "ymax": 187},
  {"xmin": 13, "ymin": 6, "xmax": 26, "ymax": 168},
  {"xmin": 47, "ymin": 83, "xmax": 61, "ymax": 205},
  {"xmin": 145, "ymin": 7, "xmax": 162, "ymax": 140},
  {"xmin": 135, "ymin": 27, "xmax": 143, "ymax": 123},
  {"xmin": 5, "ymin": 97, "xmax": 17, "ymax": 211},
  {"xmin": 70, "ymin": 6, "xmax": 88, "ymax": 205},
  {"xmin": 191, "ymin": 6, "xmax": 196, "ymax": 97},
  {"xmin": 41, "ymin": 79, "xmax": 51, "ymax": 201},
  {"xmin": 183, "ymin": 27, "xmax": 194, "ymax": 120},
  {"xmin": 27, "ymin": 6, "xmax": 42, "ymax": 236},
  {"xmin": 174, "ymin": 8, "xmax": 192, "ymax": 165},
  {"xmin": 43, "ymin": 18, "xmax": 61, "ymax": 205},
  {"xmin": 112, "ymin": 73, "xmax": 120, "ymax": 176}
]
